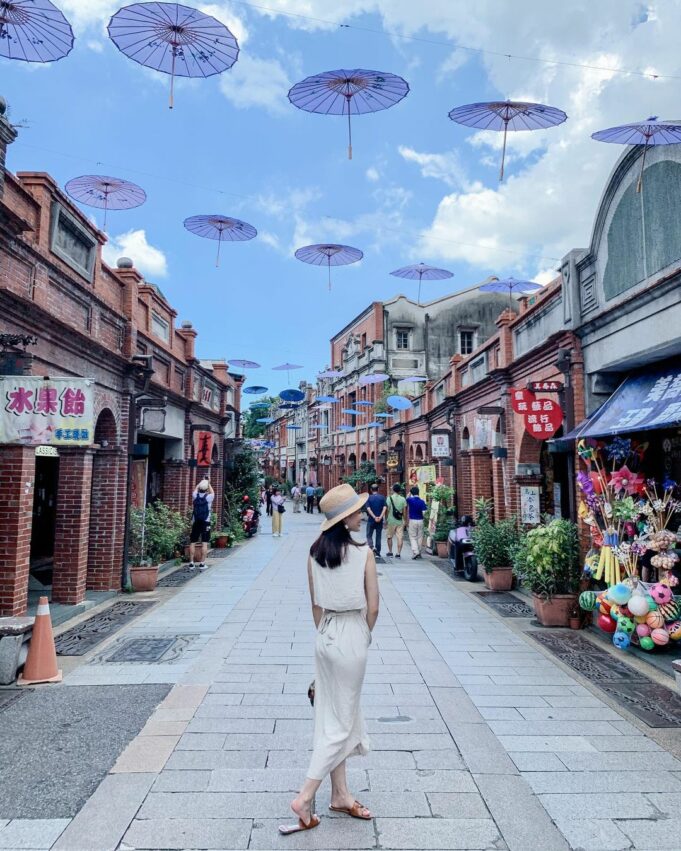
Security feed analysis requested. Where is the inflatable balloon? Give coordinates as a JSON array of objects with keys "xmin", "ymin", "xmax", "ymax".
[
  {"xmin": 650, "ymin": 583, "xmax": 673, "ymax": 606},
  {"xmin": 598, "ymin": 613, "xmax": 617, "ymax": 633},
  {"xmin": 579, "ymin": 591, "xmax": 598, "ymax": 611},
  {"xmin": 612, "ymin": 631, "xmax": 631, "ymax": 650},
  {"xmin": 636, "ymin": 624, "xmax": 651, "ymax": 637},
  {"xmin": 639, "ymin": 636, "xmax": 655, "ymax": 651},
  {"xmin": 651, "ymin": 628, "xmax": 670, "ymax": 646},
  {"xmin": 610, "ymin": 583, "xmax": 632, "ymax": 605}
]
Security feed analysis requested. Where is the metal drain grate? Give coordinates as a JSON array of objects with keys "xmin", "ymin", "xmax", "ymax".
[
  {"xmin": 157, "ymin": 567, "xmax": 198, "ymax": 587},
  {"xmin": 474, "ymin": 591, "xmax": 534, "ymax": 617},
  {"xmin": 54, "ymin": 601, "xmax": 155, "ymax": 656},
  {"xmin": 105, "ymin": 637, "xmax": 175, "ymax": 663},
  {"xmin": 530, "ymin": 631, "xmax": 681, "ymax": 728}
]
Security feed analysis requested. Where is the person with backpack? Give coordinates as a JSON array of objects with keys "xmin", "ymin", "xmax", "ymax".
[
  {"xmin": 315, "ymin": 484, "xmax": 324, "ymax": 513},
  {"xmin": 189, "ymin": 478, "xmax": 214, "ymax": 570},
  {"xmin": 385, "ymin": 483, "xmax": 407, "ymax": 558}
]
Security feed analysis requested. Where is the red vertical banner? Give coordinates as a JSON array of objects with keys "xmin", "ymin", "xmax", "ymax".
[
  {"xmin": 194, "ymin": 431, "xmax": 213, "ymax": 467},
  {"xmin": 131, "ymin": 458, "xmax": 148, "ymax": 509}
]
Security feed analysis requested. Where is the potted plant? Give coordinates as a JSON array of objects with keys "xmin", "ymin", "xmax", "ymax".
[
  {"xmin": 212, "ymin": 529, "xmax": 233, "ymax": 548},
  {"xmin": 513, "ymin": 518, "xmax": 581, "ymax": 626},
  {"xmin": 472, "ymin": 515, "xmax": 519, "ymax": 591},
  {"xmin": 434, "ymin": 509, "xmax": 453, "ymax": 558},
  {"xmin": 129, "ymin": 501, "xmax": 185, "ymax": 592}
]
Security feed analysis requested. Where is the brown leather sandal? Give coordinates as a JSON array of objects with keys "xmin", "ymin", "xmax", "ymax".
[
  {"xmin": 278, "ymin": 814, "xmax": 321, "ymax": 835},
  {"xmin": 329, "ymin": 800, "xmax": 372, "ymax": 819}
]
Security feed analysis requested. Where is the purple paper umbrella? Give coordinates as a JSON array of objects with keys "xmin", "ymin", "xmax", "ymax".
[
  {"xmin": 479, "ymin": 276, "xmax": 542, "ymax": 310},
  {"xmin": 108, "ymin": 2, "xmax": 239, "ymax": 109},
  {"xmin": 184, "ymin": 215, "xmax": 256, "ymax": 267},
  {"xmin": 288, "ymin": 68, "xmax": 409, "ymax": 159},
  {"xmin": 592, "ymin": 116, "xmax": 681, "ymax": 193},
  {"xmin": 359, "ymin": 373, "xmax": 389, "ymax": 385},
  {"xmin": 390, "ymin": 263, "xmax": 453, "ymax": 305},
  {"xmin": 295, "ymin": 243, "xmax": 363, "ymax": 290},
  {"xmin": 228, "ymin": 359, "xmax": 260, "ymax": 369},
  {"xmin": 64, "ymin": 175, "xmax": 146, "ymax": 230},
  {"xmin": 449, "ymin": 100, "xmax": 567, "ymax": 181},
  {"xmin": 273, "ymin": 362, "xmax": 303, "ymax": 384},
  {"xmin": 0, "ymin": 0, "xmax": 74, "ymax": 62}
]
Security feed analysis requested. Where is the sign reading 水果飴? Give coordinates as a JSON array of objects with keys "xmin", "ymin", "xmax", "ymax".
[{"xmin": 0, "ymin": 377, "xmax": 94, "ymax": 446}]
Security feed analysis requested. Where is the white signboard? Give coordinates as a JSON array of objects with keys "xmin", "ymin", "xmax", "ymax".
[
  {"xmin": 520, "ymin": 486, "xmax": 541, "ymax": 525},
  {"xmin": 431, "ymin": 433, "xmax": 450, "ymax": 457},
  {"xmin": 1, "ymin": 377, "xmax": 94, "ymax": 446}
]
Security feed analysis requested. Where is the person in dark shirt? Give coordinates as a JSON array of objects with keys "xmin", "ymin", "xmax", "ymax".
[
  {"xmin": 365, "ymin": 483, "xmax": 387, "ymax": 556},
  {"xmin": 406, "ymin": 486, "xmax": 428, "ymax": 559}
]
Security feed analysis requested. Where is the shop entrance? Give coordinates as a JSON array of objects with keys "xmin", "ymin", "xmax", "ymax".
[
  {"xmin": 30, "ymin": 451, "xmax": 59, "ymax": 589},
  {"xmin": 541, "ymin": 431, "xmax": 571, "ymax": 517}
]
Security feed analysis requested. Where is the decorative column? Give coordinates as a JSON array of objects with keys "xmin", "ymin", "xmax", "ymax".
[
  {"xmin": 0, "ymin": 446, "xmax": 35, "ymax": 615},
  {"xmin": 52, "ymin": 449, "xmax": 94, "ymax": 604}
]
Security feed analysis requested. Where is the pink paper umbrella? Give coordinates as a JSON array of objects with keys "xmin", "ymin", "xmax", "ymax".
[
  {"xmin": 295, "ymin": 243, "xmax": 362, "ymax": 290},
  {"xmin": 65, "ymin": 174, "xmax": 146, "ymax": 230},
  {"xmin": 184, "ymin": 215, "xmax": 256, "ymax": 267}
]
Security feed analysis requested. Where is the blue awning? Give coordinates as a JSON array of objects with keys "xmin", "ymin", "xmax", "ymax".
[{"xmin": 579, "ymin": 366, "xmax": 681, "ymax": 439}]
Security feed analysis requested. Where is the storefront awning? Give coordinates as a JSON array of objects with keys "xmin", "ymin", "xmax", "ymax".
[{"xmin": 551, "ymin": 366, "xmax": 681, "ymax": 450}]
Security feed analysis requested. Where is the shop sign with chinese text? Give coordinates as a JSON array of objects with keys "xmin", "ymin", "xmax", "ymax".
[
  {"xmin": 1, "ymin": 377, "xmax": 94, "ymax": 446},
  {"xmin": 510, "ymin": 386, "xmax": 563, "ymax": 440},
  {"xmin": 528, "ymin": 380, "xmax": 563, "ymax": 393},
  {"xmin": 520, "ymin": 486, "xmax": 541, "ymax": 524},
  {"xmin": 431, "ymin": 433, "xmax": 450, "ymax": 457}
]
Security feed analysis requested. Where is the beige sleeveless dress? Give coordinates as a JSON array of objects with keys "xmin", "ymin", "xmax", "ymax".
[{"xmin": 307, "ymin": 540, "xmax": 372, "ymax": 780}]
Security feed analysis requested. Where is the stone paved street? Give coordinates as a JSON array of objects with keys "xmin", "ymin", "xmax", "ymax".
[{"xmin": 3, "ymin": 510, "xmax": 681, "ymax": 850}]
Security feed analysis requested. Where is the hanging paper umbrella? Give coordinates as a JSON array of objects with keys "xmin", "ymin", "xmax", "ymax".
[
  {"xmin": 249, "ymin": 403, "xmax": 270, "ymax": 410},
  {"xmin": 256, "ymin": 417, "xmax": 274, "ymax": 424},
  {"xmin": 184, "ymin": 215, "xmax": 256, "ymax": 268},
  {"xmin": 311, "ymin": 423, "xmax": 328, "ymax": 429},
  {"xmin": 295, "ymin": 243, "xmax": 363, "ymax": 290},
  {"xmin": 367, "ymin": 421, "xmax": 383, "ymax": 428},
  {"xmin": 318, "ymin": 369, "xmax": 343, "ymax": 378},
  {"xmin": 342, "ymin": 408, "xmax": 362, "ymax": 416},
  {"xmin": 398, "ymin": 375, "xmax": 428, "ymax": 384},
  {"xmin": 243, "ymin": 386, "xmax": 268, "ymax": 395},
  {"xmin": 273, "ymin": 362, "xmax": 303, "ymax": 384},
  {"xmin": 360, "ymin": 373, "xmax": 389, "ymax": 385},
  {"xmin": 592, "ymin": 116, "xmax": 681, "ymax": 193},
  {"xmin": 280, "ymin": 389, "xmax": 305, "ymax": 402},
  {"xmin": 278, "ymin": 402, "xmax": 299, "ymax": 410},
  {"xmin": 286, "ymin": 424, "xmax": 303, "ymax": 430},
  {"xmin": 64, "ymin": 175, "xmax": 146, "ymax": 230},
  {"xmin": 374, "ymin": 413, "xmax": 394, "ymax": 419},
  {"xmin": 339, "ymin": 425, "xmax": 355, "ymax": 432},
  {"xmin": 479, "ymin": 276, "xmax": 542, "ymax": 310},
  {"xmin": 107, "ymin": 2, "xmax": 239, "ymax": 109},
  {"xmin": 448, "ymin": 100, "xmax": 567, "ymax": 181},
  {"xmin": 288, "ymin": 68, "xmax": 409, "ymax": 159},
  {"xmin": 390, "ymin": 263, "xmax": 453, "ymax": 305},
  {"xmin": 387, "ymin": 394, "xmax": 413, "ymax": 410},
  {"xmin": 316, "ymin": 395, "xmax": 339, "ymax": 403},
  {"xmin": 0, "ymin": 0, "xmax": 74, "ymax": 63},
  {"xmin": 354, "ymin": 400, "xmax": 373, "ymax": 406},
  {"xmin": 229, "ymin": 359, "xmax": 261, "ymax": 369}
]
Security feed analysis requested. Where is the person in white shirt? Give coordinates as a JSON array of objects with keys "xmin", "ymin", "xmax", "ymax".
[{"xmin": 189, "ymin": 479, "xmax": 214, "ymax": 570}]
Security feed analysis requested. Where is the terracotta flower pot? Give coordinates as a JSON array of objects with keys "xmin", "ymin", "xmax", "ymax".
[
  {"xmin": 532, "ymin": 593, "xmax": 578, "ymax": 627},
  {"xmin": 215, "ymin": 535, "xmax": 228, "ymax": 549},
  {"xmin": 436, "ymin": 541, "xmax": 448, "ymax": 558},
  {"xmin": 130, "ymin": 564, "xmax": 159, "ymax": 592},
  {"xmin": 483, "ymin": 566, "xmax": 513, "ymax": 591}
]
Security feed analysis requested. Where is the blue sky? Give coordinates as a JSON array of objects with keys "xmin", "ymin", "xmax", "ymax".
[{"xmin": 3, "ymin": 1, "xmax": 679, "ymax": 394}]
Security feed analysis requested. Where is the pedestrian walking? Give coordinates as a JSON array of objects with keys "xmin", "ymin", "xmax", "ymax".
[
  {"xmin": 385, "ymin": 483, "xmax": 407, "ymax": 558},
  {"xmin": 271, "ymin": 487, "xmax": 285, "ymax": 536},
  {"xmin": 280, "ymin": 483, "xmax": 379, "ymax": 836},
  {"xmin": 406, "ymin": 485, "xmax": 428, "ymax": 559},
  {"xmin": 265, "ymin": 485, "xmax": 273, "ymax": 517},
  {"xmin": 188, "ymin": 478, "xmax": 214, "ymax": 570},
  {"xmin": 365, "ymin": 482, "xmax": 387, "ymax": 556},
  {"xmin": 292, "ymin": 484, "xmax": 302, "ymax": 513},
  {"xmin": 315, "ymin": 484, "xmax": 324, "ymax": 513},
  {"xmin": 305, "ymin": 483, "xmax": 316, "ymax": 514}
]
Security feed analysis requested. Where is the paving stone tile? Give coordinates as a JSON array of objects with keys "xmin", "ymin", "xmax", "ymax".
[
  {"xmin": 111, "ymin": 735, "xmax": 180, "ymax": 773},
  {"xmin": 616, "ymin": 817, "xmax": 681, "ymax": 849},
  {"xmin": 175, "ymin": 732, "xmax": 227, "ymax": 750},
  {"xmin": 488, "ymin": 719, "xmax": 623, "ymax": 736},
  {"xmin": 517, "ymin": 706, "xmax": 620, "ymax": 721},
  {"xmin": 151, "ymin": 770, "xmax": 212, "ymax": 792},
  {"xmin": 469, "ymin": 694, "xmax": 550, "ymax": 708},
  {"xmin": 368, "ymin": 734, "xmax": 454, "ymax": 751},
  {"xmin": 642, "ymin": 792, "xmax": 681, "ymax": 814},
  {"xmin": 528, "ymin": 771, "xmax": 681, "ymax": 793},
  {"xmin": 450, "ymin": 723, "xmax": 518, "ymax": 774},
  {"xmin": 497, "ymin": 735, "xmax": 597, "ymax": 752},
  {"xmin": 584, "ymin": 736, "xmax": 661, "ymax": 752},
  {"xmin": 195, "ymin": 704, "xmax": 315, "ymax": 720},
  {"xmin": 165, "ymin": 749, "xmax": 268, "ymax": 770},
  {"xmin": 186, "ymin": 717, "xmax": 275, "ymax": 734},
  {"xmin": 368, "ymin": 769, "xmax": 476, "ymax": 792},
  {"xmin": 375, "ymin": 817, "xmax": 502, "ymax": 849},
  {"xmin": 477, "ymin": 706, "xmax": 523, "ymax": 720},
  {"xmin": 206, "ymin": 768, "xmax": 368, "ymax": 793},
  {"xmin": 554, "ymin": 818, "xmax": 633, "ymax": 850},
  {"xmin": 475, "ymin": 774, "xmax": 570, "ymax": 851},
  {"xmin": 0, "ymin": 819, "xmax": 70, "ymax": 850},
  {"xmin": 558, "ymin": 751, "xmax": 681, "ymax": 771},
  {"xmin": 249, "ymin": 817, "xmax": 375, "ymax": 849},
  {"xmin": 540, "ymin": 792, "xmax": 656, "ymax": 820},
  {"xmin": 508, "ymin": 751, "xmax": 568, "ymax": 771},
  {"xmin": 426, "ymin": 792, "xmax": 489, "ymax": 819},
  {"xmin": 413, "ymin": 750, "xmax": 466, "ymax": 770},
  {"xmin": 265, "ymin": 749, "xmax": 416, "ymax": 770},
  {"xmin": 122, "ymin": 817, "xmax": 252, "ymax": 849}
]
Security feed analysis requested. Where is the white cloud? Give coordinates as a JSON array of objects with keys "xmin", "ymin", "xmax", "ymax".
[
  {"xmin": 219, "ymin": 54, "xmax": 292, "ymax": 114},
  {"xmin": 366, "ymin": 166, "xmax": 380, "ymax": 182},
  {"xmin": 398, "ymin": 146, "xmax": 468, "ymax": 189},
  {"xmin": 258, "ymin": 230, "xmax": 282, "ymax": 251},
  {"xmin": 103, "ymin": 230, "xmax": 168, "ymax": 278}
]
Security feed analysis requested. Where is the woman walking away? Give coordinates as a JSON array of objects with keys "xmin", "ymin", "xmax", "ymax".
[
  {"xmin": 271, "ymin": 487, "xmax": 285, "ymax": 537},
  {"xmin": 189, "ymin": 479, "xmax": 214, "ymax": 570},
  {"xmin": 280, "ymin": 483, "xmax": 379, "ymax": 835}
]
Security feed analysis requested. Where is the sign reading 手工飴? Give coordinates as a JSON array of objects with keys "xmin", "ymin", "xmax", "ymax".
[{"xmin": 0, "ymin": 377, "xmax": 94, "ymax": 446}]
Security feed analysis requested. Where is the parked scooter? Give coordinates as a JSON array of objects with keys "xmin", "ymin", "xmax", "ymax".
[
  {"xmin": 241, "ymin": 495, "xmax": 260, "ymax": 538},
  {"xmin": 448, "ymin": 515, "xmax": 478, "ymax": 581}
]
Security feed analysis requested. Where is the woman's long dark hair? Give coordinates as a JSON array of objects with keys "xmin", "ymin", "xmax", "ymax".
[{"xmin": 310, "ymin": 521, "xmax": 362, "ymax": 569}]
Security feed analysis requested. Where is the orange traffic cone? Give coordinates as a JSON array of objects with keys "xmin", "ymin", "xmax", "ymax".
[{"xmin": 17, "ymin": 596, "xmax": 62, "ymax": 685}]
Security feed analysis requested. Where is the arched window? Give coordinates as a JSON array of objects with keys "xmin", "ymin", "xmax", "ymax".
[{"xmin": 461, "ymin": 427, "xmax": 470, "ymax": 451}]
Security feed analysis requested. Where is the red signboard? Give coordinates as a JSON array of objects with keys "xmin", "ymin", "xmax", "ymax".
[
  {"xmin": 511, "ymin": 386, "xmax": 563, "ymax": 439},
  {"xmin": 194, "ymin": 431, "xmax": 213, "ymax": 467},
  {"xmin": 510, "ymin": 387, "xmax": 535, "ymax": 414}
]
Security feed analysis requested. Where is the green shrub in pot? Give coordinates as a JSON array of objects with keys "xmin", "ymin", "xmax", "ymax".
[
  {"xmin": 513, "ymin": 518, "xmax": 580, "ymax": 600},
  {"xmin": 472, "ymin": 516, "xmax": 519, "ymax": 572}
]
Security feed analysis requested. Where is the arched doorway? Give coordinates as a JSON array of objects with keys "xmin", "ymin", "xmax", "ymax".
[{"xmin": 87, "ymin": 408, "xmax": 122, "ymax": 591}]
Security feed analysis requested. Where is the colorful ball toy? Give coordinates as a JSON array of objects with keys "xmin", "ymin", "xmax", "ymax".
[
  {"xmin": 667, "ymin": 621, "xmax": 681, "ymax": 640},
  {"xmin": 598, "ymin": 613, "xmax": 617, "ymax": 633},
  {"xmin": 579, "ymin": 591, "xmax": 598, "ymax": 611},
  {"xmin": 646, "ymin": 611, "xmax": 665, "ymax": 629},
  {"xmin": 612, "ymin": 631, "xmax": 631, "ymax": 650},
  {"xmin": 609, "ymin": 584, "xmax": 632, "ymax": 605},
  {"xmin": 628, "ymin": 595, "xmax": 650, "ymax": 617},
  {"xmin": 616, "ymin": 616, "xmax": 635, "ymax": 635},
  {"xmin": 636, "ymin": 624, "xmax": 651, "ymax": 637},
  {"xmin": 651, "ymin": 628, "xmax": 670, "ymax": 646},
  {"xmin": 639, "ymin": 636, "xmax": 655, "ymax": 651},
  {"xmin": 650, "ymin": 583, "xmax": 673, "ymax": 606}
]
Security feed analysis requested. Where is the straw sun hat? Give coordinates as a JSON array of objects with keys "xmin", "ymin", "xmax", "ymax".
[{"xmin": 319, "ymin": 483, "xmax": 369, "ymax": 532}]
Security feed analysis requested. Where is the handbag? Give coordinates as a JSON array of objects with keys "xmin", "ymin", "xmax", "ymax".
[
  {"xmin": 307, "ymin": 680, "xmax": 315, "ymax": 706},
  {"xmin": 390, "ymin": 496, "xmax": 403, "ymax": 521},
  {"xmin": 278, "ymin": 504, "xmax": 286, "ymax": 514}
]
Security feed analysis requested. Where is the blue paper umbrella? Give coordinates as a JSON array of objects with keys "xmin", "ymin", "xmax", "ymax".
[
  {"xmin": 449, "ymin": 99, "xmax": 567, "ymax": 180},
  {"xmin": 295, "ymin": 243, "xmax": 363, "ymax": 290},
  {"xmin": 316, "ymin": 395, "xmax": 339, "ymax": 403},
  {"xmin": 108, "ymin": 2, "xmax": 239, "ymax": 109},
  {"xmin": 479, "ymin": 276, "xmax": 542, "ymax": 310},
  {"xmin": 184, "ymin": 215, "xmax": 256, "ymax": 267},
  {"xmin": 0, "ymin": 0, "xmax": 74, "ymax": 63},
  {"xmin": 278, "ymin": 402, "xmax": 300, "ymax": 410},
  {"xmin": 256, "ymin": 417, "xmax": 274, "ymax": 424},
  {"xmin": 592, "ymin": 116, "xmax": 681, "ymax": 192},
  {"xmin": 367, "ymin": 421, "xmax": 383, "ymax": 428},
  {"xmin": 311, "ymin": 423, "xmax": 328, "ymax": 429},
  {"xmin": 243, "ymin": 385, "xmax": 268, "ymax": 394},
  {"xmin": 286, "ymin": 424, "xmax": 303, "ymax": 430},
  {"xmin": 280, "ymin": 388, "xmax": 305, "ymax": 402},
  {"xmin": 339, "ymin": 424, "xmax": 355, "ymax": 432},
  {"xmin": 249, "ymin": 401, "xmax": 270, "ymax": 409},
  {"xmin": 387, "ymin": 395, "xmax": 413, "ymax": 410},
  {"xmin": 390, "ymin": 263, "xmax": 453, "ymax": 305},
  {"xmin": 288, "ymin": 68, "xmax": 409, "ymax": 159},
  {"xmin": 359, "ymin": 373, "xmax": 389, "ymax": 385},
  {"xmin": 229, "ymin": 359, "xmax": 261, "ymax": 369},
  {"xmin": 354, "ymin": 400, "xmax": 373, "ymax": 406},
  {"xmin": 342, "ymin": 408, "xmax": 362, "ymax": 415},
  {"xmin": 374, "ymin": 412, "xmax": 394, "ymax": 419}
]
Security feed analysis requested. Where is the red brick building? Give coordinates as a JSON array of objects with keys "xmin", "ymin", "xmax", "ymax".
[{"xmin": 0, "ymin": 111, "xmax": 241, "ymax": 616}]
